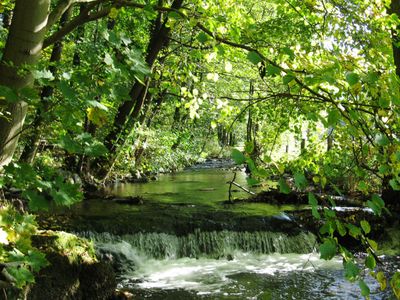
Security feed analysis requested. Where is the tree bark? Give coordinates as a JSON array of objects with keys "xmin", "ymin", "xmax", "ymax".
[
  {"xmin": 0, "ymin": 0, "xmax": 50, "ymax": 168},
  {"xmin": 19, "ymin": 8, "xmax": 72, "ymax": 164}
]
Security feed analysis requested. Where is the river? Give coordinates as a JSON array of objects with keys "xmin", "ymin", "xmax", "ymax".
[{"xmin": 49, "ymin": 166, "xmax": 397, "ymax": 299}]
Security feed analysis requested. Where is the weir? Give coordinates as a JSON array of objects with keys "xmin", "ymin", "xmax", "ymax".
[{"xmin": 80, "ymin": 229, "xmax": 317, "ymax": 259}]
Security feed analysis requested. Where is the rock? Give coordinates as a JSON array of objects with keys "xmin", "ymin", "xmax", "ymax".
[
  {"xmin": 28, "ymin": 231, "xmax": 116, "ymax": 300},
  {"xmin": 112, "ymin": 289, "xmax": 135, "ymax": 300}
]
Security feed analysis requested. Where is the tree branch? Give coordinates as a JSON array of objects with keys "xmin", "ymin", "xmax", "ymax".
[
  {"xmin": 44, "ymin": 1, "xmax": 185, "ymax": 48},
  {"xmin": 47, "ymin": 0, "xmax": 103, "ymax": 31}
]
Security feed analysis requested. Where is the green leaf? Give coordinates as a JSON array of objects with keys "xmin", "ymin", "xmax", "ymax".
[
  {"xmin": 197, "ymin": 32, "xmax": 208, "ymax": 43},
  {"xmin": 365, "ymin": 255, "xmax": 376, "ymax": 270},
  {"xmin": 327, "ymin": 109, "xmax": 341, "ymax": 126},
  {"xmin": 245, "ymin": 157, "xmax": 257, "ymax": 172},
  {"xmin": 57, "ymin": 81, "xmax": 76, "ymax": 100},
  {"xmin": 294, "ymin": 172, "xmax": 307, "ymax": 190},
  {"xmin": 59, "ymin": 135, "xmax": 81, "ymax": 154},
  {"xmin": 244, "ymin": 141, "xmax": 254, "ymax": 154},
  {"xmin": 281, "ymin": 47, "xmax": 295, "ymax": 59},
  {"xmin": 231, "ymin": 149, "xmax": 246, "ymax": 164},
  {"xmin": 247, "ymin": 51, "xmax": 262, "ymax": 64},
  {"xmin": 320, "ymin": 221, "xmax": 334, "ymax": 235},
  {"xmin": 379, "ymin": 97, "xmax": 390, "ymax": 108},
  {"xmin": 6, "ymin": 266, "xmax": 35, "ymax": 288},
  {"xmin": 24, "ymin": 191, "xmax": 49, "ymax": 212},
  {"xmin": 309, "ymin": 192, "xmax": 320, "ymax": 219},
  {"xmin": 346, "ymin": 223, "xmax": 362, "ymax": 238},
  {"xmin": 371, "ymin": 193, "xmax": 385, "ymax": 211},
  {"xmin": 367, "ymin": 200, "xmax": 381, "ymax": 216},
  {"xmin": 336, "ymin": 220, "xmax": 347, "ymax": 236},
  {"xmin": 390, "ymin": 272, "xmax": 400, "ymax": 299},
  {"xmin": 20, "ymin": 87, "xmax": 39, "ymax": 103},
  {"xmin": 324, "ymin": 208, "xmax": 336, "ymax": 218},
  {"xmin": 84, "ymin": 142, "xmax": 108, "ymax": 157},
  {"xmin": 376, "ymin": 271, "xmax": 387, "ymax": 290},
  {"xmin": 278, "ymin": 178, "xmax": 291, "ymax": 194},
  {"xmin": 365, "ymin": 71, "xmax": 379, "ymax": 84},
  {"xmin": 344, "ymin": 260, "xmax": 359, "ymax": 281},
  {"xmin": 360, "ymin": 220, "xmax": 371, "ymax": 234},
  {"xmin": 308, "ymin": 192, "xmax": 318, "ymax": 206},
  {"xmin": 266, "ymin": 64, "xmax": 281, "ymax": 76},
  {"xmin": 389, "ymin": 179, "xmax": 400, "ymax": 191},
  {"xmin": 27, "ymin": 250, "xmax": 49, "ymax": 272},
  {"xmin": 311, "ymin": 207, "xmax": 320, "ymax": 219},
  {"xmin": 0, "ymin": 85, "xmax": 18, "ymax": 103},
  {"xmin": 359, "ymin": 279, "xmax": 370, "ymax": 297},
  {"xmin": 319, "ymin": 238, "xmax": 336, "ymax": 260},
  {"xmin": 367, "ymin": 238, "xmax": 378, "ymax": 251},
  {"xmin": 378, "ymin": 165, "xmax": 391, "ymax": 175},
  {"xmin": 346, "ymin": 72, "xmax": 359, "ymax": 86},
  {"xmin": 374, "ymin": 133, "xmax": 390, "ymax": 147},
  {"xmin": 168, "ymin": 11, "xmax": 182, "ymax": 20},
  {"xmin": 246, "ymin": 177, "xmax": 259, "ymax": 186},
  {"xmin": 283, "ymin": 74, "xmax": 295, "ymax": 85},
  {"xmin": 357, "ymin": 181, "xmax": 368, "ymax": 192}
]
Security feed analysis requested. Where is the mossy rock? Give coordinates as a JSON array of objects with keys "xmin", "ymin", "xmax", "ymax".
[{"xmin": 28, "ymin": 230, "xmax": 116, "ymax": 300}]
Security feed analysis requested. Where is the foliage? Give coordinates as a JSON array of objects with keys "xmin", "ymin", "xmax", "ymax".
[
  {"xmin": 0, "ymin": 205, "xmax": 48, "ymax": 288},
  {"xmin": 1, "ymin": 0, "xmax": 400, "ymax": 298},
  {"xmin": 3, "ymin": 162, "xmax": 83, "ymax": 211}
]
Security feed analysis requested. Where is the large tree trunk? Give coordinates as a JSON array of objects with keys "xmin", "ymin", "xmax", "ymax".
[
  {"xmin": 0, "ymin": 0, "xmax": 50, "ymax": 168},
  {"xmin": 19, "ymin": 8, "xmax": 72, "ymax": 164}
]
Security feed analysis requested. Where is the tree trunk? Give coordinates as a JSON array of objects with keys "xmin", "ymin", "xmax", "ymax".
[
  {"xmin": 19, "ymin": 8, "xmax": 72, "ymax": 164},
  {"xmin": 102, "ymin": 0, "xmax": 183, "ymax": 156},
  {"xmin": 0, "ymin": 0, "xmax": 50, "ymax": 168}
]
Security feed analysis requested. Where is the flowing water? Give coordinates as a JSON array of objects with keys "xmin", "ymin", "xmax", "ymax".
[{"xmin": 49, "ymin": 165, "xmax": 397, "ymax": 299}]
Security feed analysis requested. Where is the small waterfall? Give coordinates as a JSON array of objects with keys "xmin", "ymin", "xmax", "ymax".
[{"xmin": 80, "ymin": 230, "xmax": 317, "ymax": 260}]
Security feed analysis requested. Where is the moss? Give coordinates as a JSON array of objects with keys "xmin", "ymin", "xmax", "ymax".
[
  {"xmin": 33, "ymin": 230, "xmax": 97, "ymax": 264},
  {"xmin": 29, "ymin": 230, "xmax": 116, "ymax": 300}
]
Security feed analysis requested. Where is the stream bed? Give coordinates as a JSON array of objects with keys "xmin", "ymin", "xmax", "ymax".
[{"xmin": 45, "ymin": 166, "xmax": 398, "ymax": 299}]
